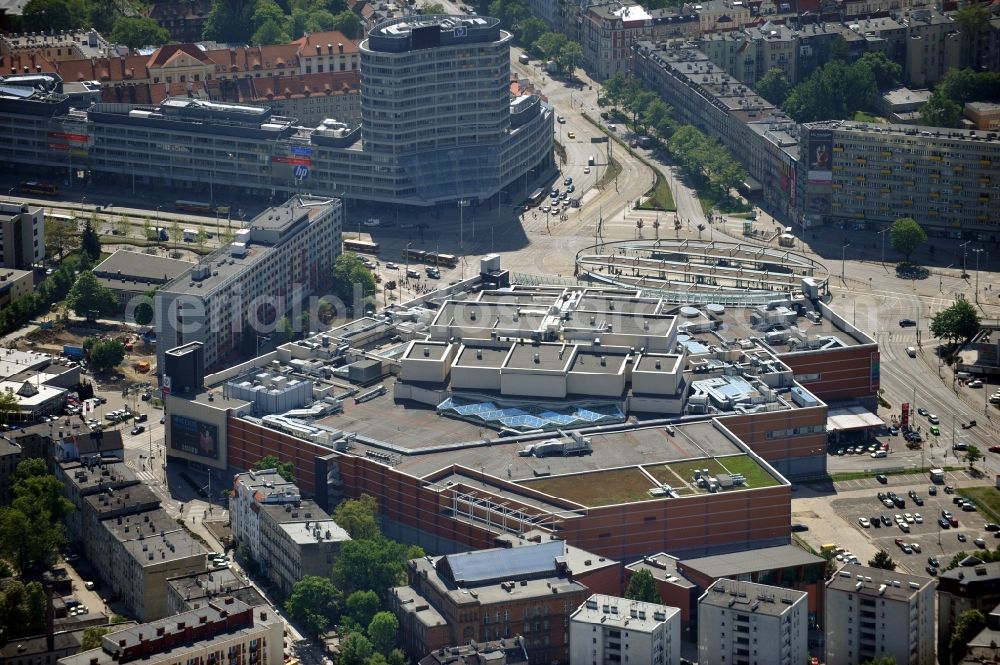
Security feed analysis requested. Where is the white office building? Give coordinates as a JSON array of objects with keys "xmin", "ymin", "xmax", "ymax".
[
  {"xmin": 825, "ymin": 563, "xmax": 936, "ymax": 665},
  {"xmin": 570, "ymin": 593, "xmax": 681, "ymax": 665},
  {"xmin": 698, "ymin": 578, "xmax": 809, "ymax": 665}
]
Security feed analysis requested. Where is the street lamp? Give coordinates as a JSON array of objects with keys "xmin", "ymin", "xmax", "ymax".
[
  {"xmin": 972, "ymin": 248, "xmax": 985, "ymax": 302},
  {"xmin": 841, "ymin": 242, "xmax": 850, "ymax": 282},
  {"xmin": 878, "ymin": 225, "xmax": 889, "ymax": 264}
]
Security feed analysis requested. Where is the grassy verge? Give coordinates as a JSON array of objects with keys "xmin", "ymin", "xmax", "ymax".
[
  {"xmin": 958, "ymin": 486, "xmax": 1000, "ymax": 524},
  {"xmin": 638, "ymin": 170, "xmax": 676, "ymax": 211},
  {"xmin": 597, "ymin": 156, "xmax": 622, "ymax": 190},
  {"xmin": 853, "ymin": 111, "xmax": 884, "ymax": 123},
  {"xmin": 718, "ymin": 455, "xmax": 781, "ymax": 488},
  {"xmin": 698, "ymin": 189, "xmax": 753, "ymax": 216}
]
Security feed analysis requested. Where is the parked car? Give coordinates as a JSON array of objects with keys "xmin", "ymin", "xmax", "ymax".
[
  {"xmin": 928, "ymin": 414, "xmax": 940, "ymax": 424},
  {"xmin": 858, "ymin": 517, "xmax": 871, "ymax": 528},
  {"xmin": 130, "ymin": 425, "xmax": 145, "ymax": 435},
  {"xmin": 958, "ymin": 533, "xmax": 967, "ymax": 542},
  {"xmin": 877, "ymin": 474, "xmax": 888, "ymax": 484},
  {"xmin": 928, "ymin": 485, "xmax": 937, "ymax": 495},
  {"xmin": 917, "ymin": 407, "xmax": 929, "ymax": 416},
  {"xmin": 899, "ymin": 318, "xmax": 917, "ymax": 327}
]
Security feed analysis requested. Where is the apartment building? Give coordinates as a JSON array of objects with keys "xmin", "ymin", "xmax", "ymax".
[
  {"xmin": 797, "ymin": 120, "xmax": 1000, "ymax": 238},
  {"xmin": 0, "ymin": 436, "xmax": 22, "ymax": 503},
  {"xmin": 165, "ymin": 568, "xmax": 267, "ymax": 616},
  {"xmin": 59, "ymin": 597, "xmax": 283, "ymax": 665},
  {"xmin": 392, "ymin": 540, "xmax": 605, "ymax": 664},
  {"xmin": 0, "ymin": 29, "xmax": 110, "ymax": 63},
  {"xmin": 900, "ymin": 9, "xmax": 961, "ymax": 88},
  {"xmin": 231, "ymin": 469, "xmax": 348, "ymax": 594},
  {"xmin": 103, "ymin": 509, "xmax": 207, "ymax": 621},
  {"xmin": 825, "ymin": 563, "xmax": 936, "ymax": 665},
  {"xmin": 698, "ymin": 579, "xmax": 808, "ymax": 665},
  {"xmin": 154, "ymin": 196, "xmax": 341, "ymax": 370},
  {"xmin": 145, "ymin": 0, "xmax": 213, "ymax": 43},
  {"xmin": 569, "ymin": 594, "xmax": 681, "ymax": 665},
  {"xmin": 937, "ymin": 560, "xmax": 1000, "ymax": 656},
  {"xmin": 583, "ymin": 4, "xmax": 699, "ymax": 80},
  {"xmin": 0, "ymin": 201, "xmax": 44, "ymax": 269},
  {"xmin": 0, "ymin": 268, "xmax": 33, "ymax": 308}
]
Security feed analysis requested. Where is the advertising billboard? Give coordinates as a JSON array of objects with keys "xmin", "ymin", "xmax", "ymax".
[
  {"xmin": 170, "ymin": 414, "xmax": 219, "ymax": 459},
  {"xmin": 807, "ymin": 129, "xmax": 833, "ymax": 185},
  {"xmin": 779, "ymin": 154, "xmax": 796, "ymax": 202}
]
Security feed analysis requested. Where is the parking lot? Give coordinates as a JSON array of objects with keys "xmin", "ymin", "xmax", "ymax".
[{"xmin": 795, "ymin": 471, "xmax": 997, "ymax": 576}]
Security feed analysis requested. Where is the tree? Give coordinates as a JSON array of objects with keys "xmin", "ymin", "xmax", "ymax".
[
  {"xmin": 88, "ymin": 339, "xmax": 126, "ymax": 373},
  {"xmin": 327, "ymin": 9, "xmax": 360, "ymax": 37},
  {"xmin": 855, "ymin": 52, "xmax": 901, "ymax": 91},
  {"xmin": 919, "ymin": 93, "xmax": 962, "ymax": 128},
  {"xmin": 421, "ymin": 2, "xmax": 445, "ymax": 14},
  {"xmin": 0, "ymin": 580, "xmax": 47, "ymax": 639},
  {"xmin": 333, "ymin": 538, "xmax": 409, "ymax": 600},
  {"xmin": 867, "ymin": 549, "xmax": 897, "ymax": 571},
  {"xmin": 275, "ymin": 315, "xmax": 295, "ymax": 343},
  {"xmin": 368, "ymin": 612, "xmax": 399, "ymax": 655},
  {"xmin": 965, "ymin": 445, "xmax": 983, "ymax": 471},
  {"xmin": 169, "ymin": 221, "xmax": 182, "ymax": 249},
  {"xmin": 516, "ymin": 17, "xmax": 546, "ymax": 48},
  {"xmin": 196, "ymin": 228, "xmax": 208, "ymax": 252},
  {"xmin": 252, "ymin": 455, "xmax": 295, "ymax": 482},
  {"xmin": 204, "ymin": 0, "xmax": 256, "ymax": 42},
  {"xmin": 234, "ymin": 542, "xmax": 259, "ymax": 574},
  {"xmin": 756, "ymin": 67, "xmax": 791, "ymax": 106},
  {"xmin": 534, "ymin": 31, "xmax": 568, "ymax": 61},
  {"xmin": 345, "ymin": 590, "xmax": 380, "ymax": 628},
  {"xmin": 333, "ymin": 494, "xmax": 381, "ymax": 540},
  {"xmin": 253, "ymin": 17, "xmax": 290, "ymax": 44},
  {"xmin": 79, "ymin": 626, "xmax": 112, "ymax": 652},
  {"xmin": 110, "ymin": 17, "xmax": 170, "ymax": 49},
  {"xmin": 556, "ymin": 41, "xmax": 584, "ymax": 74},
  {"xmin": 0, "ymin": 506, "xmax": 63, "ymax": 573},
  {"xmin": 889, "ymin": 217, "xmax": 927, "ymax": 263},
  {"xmin": 0, "ymin": 390, "xmax": 19, "ymax": 426},
  {"xmin": 332, "ymin": 253, "xmax": 376, "ymax": 306},
  {"xmin": 955, "ymin": 5, "xmax": 990, "ymax": 68},
  {"xmin": 623, "ymin": 569, "xmax": 661, "ymax": 603},
  {"xmin": 14, "ymin": 459, "xmax": 73, "ymax": 522},
  {"xmin": 386, "ymin": 649, "xmax": 407, "ymax": 665},
  {"xmin": 22, "ymin": 0, "xmax": 88, "ymax": 31},
  {"xmin": 340, "ymin": 632, "xmax": 374, "ymax": 665},
  {"xmin": 861, "ymin": 657, "xmax": 897, "ymax": 665},
  {"xmin": 67, "ymin": 272, "xmax": 118, "ymax": 318},
  {"xmin": 133, "ymin": 289, "xmax": 155, "ymax": 326},
  {"xmin": 930, "ymin": 299, "xmax": 981, "ymax": 344},
  {"xmin": 116, "ymin": 215, "xmax": 132, "ymax": 238},
  {"xmin": 949, "ymin": 609, "xmax": 986, "ymax": 664},
  {"xmin": 488, "ymin": 0, "xmax": 528, "ymax": 30},
  {"xmin": 45, "ymin": 216, "xmax": 80, "ymax": 260},
  {"xmin": 285, "ymin": 576, "xmax": 343, "ymax": 637},
  {"xmin": 81, "ymin": 218, "xmax": 102, "ymax": 262}
]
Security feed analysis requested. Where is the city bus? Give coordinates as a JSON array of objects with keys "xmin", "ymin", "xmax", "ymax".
[
  {"xmin": 45, "ymin": 212, "xmax": 76, "ymax": 225},
  {"xmin": 343, "ymin": 238, "xmax": 380, "ymax": 254},
  {"xmin": 400, "ymin": 247, "xmax": 458, "ymax": 268},
  {"xmin": 174, "ymin": 200, "xmax": 215, "ymax": 214},
  {"xmin": 527, "ymin": 188, "xmax": 546, "ymax": 207},
  {"xmin": 21, "ymin": 181, "xmax": 58, "ymax": 196}
]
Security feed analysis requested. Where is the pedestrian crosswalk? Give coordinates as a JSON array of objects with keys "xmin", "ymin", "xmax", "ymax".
[{"xmin": 126, "ymin": 457, "xmax": 160, "ymax": 485}]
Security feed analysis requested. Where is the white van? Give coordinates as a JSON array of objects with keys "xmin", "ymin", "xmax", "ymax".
[{"xmin": 871, "ymin": 450, "xmax": 887, "ymax": 458}]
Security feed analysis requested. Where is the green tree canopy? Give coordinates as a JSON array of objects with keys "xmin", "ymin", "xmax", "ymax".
[
  {"xmin": 80, "ymin": 626, "xmax": 112, "ymax": 652},
  {"xmin": 0, "ymin": 390, "xmax": 20, "ymax": 425},
  {"xmin": 930, "ymin": 299, "xmax": 981, "ymax": 344},
  {"xmin": 756, "ymin": 67, "xmax": 791, "ymax": 106},
  {"xmin": 110, "ymin": 17, "xmax": 170, "ymax": 50},
  {"xmin": 252, "ymin": 455, "xmax": 295, "ymax": 482},
  {"xmin": 285, "ymin": 576, "xmax": 343, "ymax": 637},
  {"xmin": 949, "ymin": 609, "xmax": 986, "ymax": 664},
  {"xmin": 88, "ymin": 339, "xmax": 126, "ymax": 373},
  {"xmin": 204, "ymin": 0, "xmax": 257, "ymax": 41},
  {"xmin": 368, "ymin": 612, "xmax": 399, "ymax": 655},
  {"xmin": 623, "ymin": 569, "xmax": 661, "ymax": 603},
  {"xmin": 0, "ymin": 505, "xmax": 64, "ymax": 573},
  {"xmin": 330, "ymin": 10, "xmax": 362, "ymax": 38},
  {"xmin": 22, "ymin": 0, "xmax": 88, "ymax": 31},
  {"xmin": 345, "ymin": 590, "xmax": 380, "ymax": 629},
  {"xmin": 919, "ymin": 94, "xmax": 962, "ymax": 128},
  {"xmin": 332, "ymin": 253, "xmax": 376, "ymax": 306},
  {"xmin": 333, "ymin": 494, "xmax": 381, "ymax": 540},
  {"xmin": 0, "ymin": 580, "xmax": 47, "ymax": 639},
  {"xmin": 253, "ymin": 18, "xmax": 290, "ymax": 45},
  {"xmin": 889, "ymin": 217, "xmax": 927, "ymax": 262},
  {"xmin": 867, "ymin": 550, "xmax": 897, "ymax": 571},
  {"xmin": 861, "ymin": 657, "xmax": 897, "ymax": 665},
  {"xmin": 557, "ymin": 41, "xmax": 584, "ymax": 74},
  {"xmin": 965, "ymin": 445, "xmax": 983, "ymax": 471},
  {"xmin": 421, "ymin": 2, "xmax": 445, "ymax": 13},
  {"xmin": 333, "ymin": 538, "xmax": 409, "ymax": 601},
  {"xmin": 133, "ymin": 290, "xmax": 155, "ymax": 326},
  {"xmin": 533, "ymin": 31, "xmax": 568, "ymax": 61},
  {"xmin": 67, "ymin": 272, "xmax": 118, "ymax": 319},
  {"xmin": 45, "ymin": 216, "xmax": 80, "ymax": 260},
  {"xmin": 488, "ymin": 0, "xmax": 528, "ymax": 29},
  {"xmin": 81, "ymin": 218, "xmax": 102, "ymax": 261},
  {"xmin": 340, "ymin": 632, "xmax": 374, "ymax": 665},
  {"xmin": 516, "ymin": 17, "xmax": 546, "ymax": 48}
]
